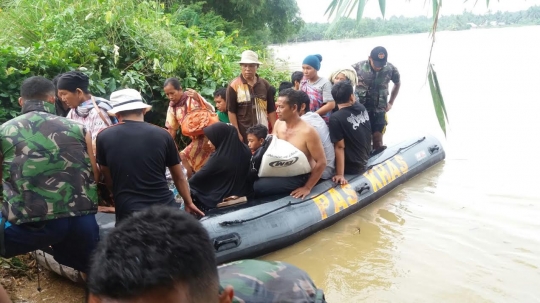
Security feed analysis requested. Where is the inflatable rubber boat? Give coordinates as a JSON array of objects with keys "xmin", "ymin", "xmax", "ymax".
[{"xmin": 36, "ymin": 134, "xmax": 445, "ymax": 282}]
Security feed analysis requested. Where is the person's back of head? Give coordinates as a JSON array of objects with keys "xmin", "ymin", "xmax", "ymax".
[
  {"xmin": 278, "ymin": 81, "xmax": 294, "ymax": 92},
  {"xmin": 87, "ymin": 206, "xmax": 225, "ymax": 303},
  {"xmin": 20, "ymin": 76, "xmax": 55, "ymax": 103},
  {"xmin": 298, "ymin": 90, "xmax": 310, "ymax": 115},
  {"xmin": 291, "ymin": 71, "xmax": 303, "ymax": 87},
  {"xmin": 331, "ymin": 80, "xmax": 354, "ymax": 105}
]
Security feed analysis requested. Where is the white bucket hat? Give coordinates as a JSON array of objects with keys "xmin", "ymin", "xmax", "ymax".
[
  {"xmin": 238, "ymin": 50, "xmax": 263, "ymax": 65},
  {"xmin": 107, "ymin": 88, "xmax": 152, "ymax": 115}
]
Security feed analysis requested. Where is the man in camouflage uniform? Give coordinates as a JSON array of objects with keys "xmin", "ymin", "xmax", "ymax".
[
  {"xmin": 0, "ymin": 76, "xmax": 99, "ymax": 273},
  {"xmin": 352, "ymin": 46, "xmax": 401, "ymax": 154},
  {"xmin": 219, "ymin": 259, "xmax": 326, "ymax": 303}
]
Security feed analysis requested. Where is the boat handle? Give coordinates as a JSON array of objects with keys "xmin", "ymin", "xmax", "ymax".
[
  {"xmin": 213, "ymin": 233, "xmax": 241, "ymax": 252},
  {"xmin": 428, "ymin": 145, "xmax": 440, "ymax": 154},
  {"xmin": 355, "ymin": 183, "xmax": 370, "ymax": 195}
]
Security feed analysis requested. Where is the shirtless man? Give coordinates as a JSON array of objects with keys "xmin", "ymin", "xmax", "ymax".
[{"xmin": 254, "ymin": 88, "xmax": 326, "ymax": 199}]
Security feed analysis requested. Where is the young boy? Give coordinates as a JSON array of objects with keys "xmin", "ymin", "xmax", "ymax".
[
  {"xmin": 213, "ymin": 88, "xmax": 229, "ymax": 123},
  {"xmin": 246, "ymin": 124, "xmax": 268, "ymax": 154}
]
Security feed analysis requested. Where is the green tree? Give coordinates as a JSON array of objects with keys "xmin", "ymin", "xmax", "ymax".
[
  {"xmin": 0, "ymin": 0, "xmax": 288, "ymax": 145},
  {"xmin": 175, "ymin": 0, "xmax": 305, "ymax": 44}
]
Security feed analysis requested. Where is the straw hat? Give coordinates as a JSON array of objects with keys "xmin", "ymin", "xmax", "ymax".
[
  {"xmin": 107, "ymin": 89, "xmax": 152, "ymax": 115},
  {"xmin": 238, "ymin": 50, "xmax": 263, "ymax": 65}
]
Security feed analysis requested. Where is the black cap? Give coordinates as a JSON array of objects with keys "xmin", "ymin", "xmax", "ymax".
[{"xmin": 370, "ymin": 46, "xmax": 388, "ymax": 68}]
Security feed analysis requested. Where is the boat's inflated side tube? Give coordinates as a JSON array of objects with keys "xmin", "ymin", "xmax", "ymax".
[
  {"xmin": 36, "ymin": 134, "xmax": 445, "ymax": 282},
  {"xmin": 204, "ymin": 135, "xmax": 446, "ymax": 264}
]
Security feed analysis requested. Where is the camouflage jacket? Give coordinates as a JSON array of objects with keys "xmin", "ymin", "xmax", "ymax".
[
  {"xmin": 352, "ymin": 60, "xmax": 400, "ymax": 111},
  {"xmin": 218, "ymin": 259, "xmax": 326, "ymax": 303},
  {"xmin": 0, "ymin": 100, "xmax": 98, "ymax": 225}
]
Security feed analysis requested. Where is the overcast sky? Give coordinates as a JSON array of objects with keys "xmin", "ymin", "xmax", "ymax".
[{"xmin": 297, "ymin": 0, "xmax": 540, "ymax": 23}]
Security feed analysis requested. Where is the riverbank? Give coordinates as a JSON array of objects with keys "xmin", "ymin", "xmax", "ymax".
[{"xmin": 0, "ymin": 255, "xmax": 84, "ymax": 302}]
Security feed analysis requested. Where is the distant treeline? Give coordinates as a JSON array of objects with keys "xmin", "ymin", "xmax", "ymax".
[{"xmin": 288, "ymin": 6, "xmax": 540, "ymax": 42}]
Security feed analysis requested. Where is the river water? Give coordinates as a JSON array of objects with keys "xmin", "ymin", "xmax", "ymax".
[{"xmin": 263, "ymin": 26, "xmax": 540, "ymax": 302}]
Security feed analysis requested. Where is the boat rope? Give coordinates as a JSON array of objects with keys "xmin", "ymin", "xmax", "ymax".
[{"xmin": 218, "ymin": 136, "xmax": 427, "ymax": 227}]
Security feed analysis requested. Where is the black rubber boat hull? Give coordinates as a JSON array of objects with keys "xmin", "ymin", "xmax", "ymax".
[{"xmin": 36, "ymin": 134, "xmax": 445, "ymax": 281}]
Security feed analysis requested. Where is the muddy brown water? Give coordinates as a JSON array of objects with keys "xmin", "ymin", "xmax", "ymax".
[{"xmin": 264, "ymin": 25, "xmax": 540, "ymax": 302}]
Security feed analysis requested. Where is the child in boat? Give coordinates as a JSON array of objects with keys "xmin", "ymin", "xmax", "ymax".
[{"xmin": 246, "ymin": 124, "xmax": 268, "ymax": 154}]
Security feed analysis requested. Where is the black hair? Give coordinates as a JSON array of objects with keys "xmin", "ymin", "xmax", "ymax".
[
  {"xmin": 331, "ymin": 80, "xmax": 354, "ymax": 104},
  {"xmin": 278, "ymin": 81, "xmax": 293, "ymax": 92},
  {"xmin": 20, "ymin": 76, "xmax": 55, "ymax": 101},
  {"xmin": 117, "ymin": 108, "xmax": 145, "ymax": 117},
  {"xmin": 164, "ymin": 77, "xmax": 182, "ymax": 90},
  {"xmin": 278, "ymin": 88, "xmax": 304, "ymax": 111},
  {"xmin": 246, "ymin": 124, "xmax": 268, "ymax": 140},
  {"xmin": 299, "ymin": 90, "xmax": 311, "ymax": 113},
  {"xmin": 269, "ymin": 85, "xmax": 276, "ymax": 98},
  {"xmin": 291, "ymin": 71, "xmax": 303, "ymax": 84},
  {"xmin": 57, "ymin": 71, "xmax": 90, "ymax": 93},
  {"xmin": 87, "ymin": 205, "xmax": 218, "ymax": 303},
  {"xmin": 213, "ymin": 87, "xmax": 226, "ymax": 99}
]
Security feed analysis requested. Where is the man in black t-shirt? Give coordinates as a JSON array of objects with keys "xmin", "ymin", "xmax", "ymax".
[
  {"xmin": 96, "ymin": 89, "xmax": 204, "ymax": 224},
  {"xmin": 329, "ymin": 81, "xmax": 372, "ymax": 185}
]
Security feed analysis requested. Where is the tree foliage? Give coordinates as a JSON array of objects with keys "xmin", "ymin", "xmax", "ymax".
[
  {"xmin": 0, "ymin": 0, "xmax": 288, "ymax": 142},
  {"xmin": 175, "ymin": 0, "xmax": 305, "ymax": 44},
  {"xmin": 290, "ymin": 6, "xmax": 540, "ymax": 42}
]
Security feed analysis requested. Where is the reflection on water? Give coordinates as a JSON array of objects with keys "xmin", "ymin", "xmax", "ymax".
[{"xmin": 263, "ymin": 26, "xmax": 540, "ymax": 302}]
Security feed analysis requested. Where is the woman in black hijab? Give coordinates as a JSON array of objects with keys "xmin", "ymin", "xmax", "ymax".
[{"xmin": 189, "ymin": 122, "xmax": 253, "ymax": 210}]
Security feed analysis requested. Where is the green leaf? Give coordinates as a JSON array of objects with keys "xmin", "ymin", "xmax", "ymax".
[
  {"xmin": 432, "ymin": 0, "xmax": 438, "ymax": 19},
  {"xmin": 325, "ymin": 0, "xmax": 339, "ymax": 17},
  {"xmin": 428, "ymin": 64, "xmax": 449, "ymax": 136},
  {"xmin": 357, "ymin": 0, "xmax": 367, "ymax": 20},
  {"xmin": 378, "ymin": 0, "xmax": 386, "ymax": 18}
]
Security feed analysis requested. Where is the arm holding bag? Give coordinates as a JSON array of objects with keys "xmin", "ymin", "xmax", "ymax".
[{"xmin": 181, "ymin": 93, "xmax": 219, "ymax": 137}]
